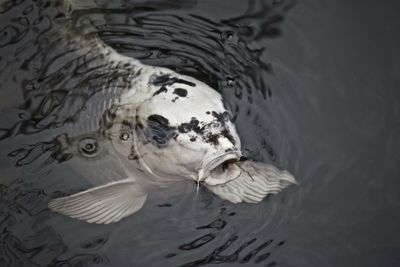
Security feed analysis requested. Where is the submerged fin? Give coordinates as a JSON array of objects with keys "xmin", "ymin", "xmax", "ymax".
[
  {"xmin": 205, "ymin": 161, "xmax": 296, "ymax": 204},
  {"xmin": 49, "ymin": 178, "xmax": 147, "ymax": 224}
]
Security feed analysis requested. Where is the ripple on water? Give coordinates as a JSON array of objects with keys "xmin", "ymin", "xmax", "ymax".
[{"xmin": 0, "ymin": 0, "xmax": 298, "ymax": 266}]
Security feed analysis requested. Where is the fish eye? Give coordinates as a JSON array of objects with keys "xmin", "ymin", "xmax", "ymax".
[
  {"xmin": 117, "ymin": 121, "xmax": 133, "ymax": 142},
  {"xmin": 119, "ymin": 130, "xmax": 131, "ymax": 141},
  {"xmin": 78, "ymin": 137, "xmax": 100, "ymax": 157}
]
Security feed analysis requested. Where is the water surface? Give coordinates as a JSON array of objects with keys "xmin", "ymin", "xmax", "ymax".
[{"xmin": 0, "ymin": 0, "xmax": 399, "ymax": 266}]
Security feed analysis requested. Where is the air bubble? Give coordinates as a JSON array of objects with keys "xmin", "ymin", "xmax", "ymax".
[
  {"xmin": 226, "ymin": 78, "xmax": 235, "ymax": 87},
  {"xmin": 221, "ymin": 31, "xmax": 238, "ymax": 43}
]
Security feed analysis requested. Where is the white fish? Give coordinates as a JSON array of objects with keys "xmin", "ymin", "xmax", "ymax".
[{"xmin": 48, "ymin": 10, "xmax": 296, "ymax": 224}]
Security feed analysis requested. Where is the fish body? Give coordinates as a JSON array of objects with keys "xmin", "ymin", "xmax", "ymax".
[{"xmin": 48, "ymin": 27, "xmax": 296, "ymax": 224}]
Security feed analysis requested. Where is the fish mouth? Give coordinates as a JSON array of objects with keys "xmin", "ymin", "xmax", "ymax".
[{"xmin": 198, "ymin": 151, "xmax": 242, "ymax": 184}]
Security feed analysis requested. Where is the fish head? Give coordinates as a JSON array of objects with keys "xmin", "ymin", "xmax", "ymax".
[{"xmin": 132, "ymin": 76, "xmax": 242, "ymax": 185}]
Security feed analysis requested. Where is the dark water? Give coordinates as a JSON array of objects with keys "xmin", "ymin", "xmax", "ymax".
[{"xmin": 1, "ymin": 0, "xmax": 400, "ymax": 266}]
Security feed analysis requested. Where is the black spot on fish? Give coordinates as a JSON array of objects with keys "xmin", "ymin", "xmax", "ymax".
[
  {"xmin": 211, "ymin": 111, "xmax": 230, "ymax": 125},
  {"xmin": 178, "ymin": 117, "xmax": 202, "ymax": 134},
  {"xmin": 171, "ymin": 96, "xmax": 179, "ymax": 103},
  {"xmin": 173, "ymin": 88, "xmax": 188, "ymax": 97},
  {"xmin": 190, "ymin": 118, "xmax": 201, "ymax": 133},
  {"xmin": 178, "ymin": 123, "xmax": 190, "ymax": 133},
  {"xmin": 139, "ymin": 114, "xmax": 176, "ymax": 147},
  {"xmin": 221, "ymin": 129, "xmax": 236, "ymax": 145},
  {"xmin": 153, "ymin": 86, "xmax": 168, "ymax": 96},
  {"xmin": 205, "ymin": 132, "xmax": 219, "ymax": 146},
  {"xmin": 190, "ymin": 136, "xmax": 197, "ymax": 142},
  {"xmin": 150, "ymin": 74, "xmax": 196, "ymax": 87},
  {"xmin": 206, "ymin": 111, "xmax": 211, "ymax": 115},
  {"xmin": 148, "ymin": 114, "xmax": 169, "ymax": 126}
]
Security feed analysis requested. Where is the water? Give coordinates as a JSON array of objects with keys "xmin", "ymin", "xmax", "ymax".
[{"xmin": 0, "ymin": 0, "xmax": 399, "ymax": 266}]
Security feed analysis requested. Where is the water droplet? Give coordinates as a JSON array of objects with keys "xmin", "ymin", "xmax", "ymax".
[
  {"xmin": 226, "ymin": 78, "xmax": 235, "ymax": 87},
  {"xmin": 221, "ymin": 31, "xmax": 238, "ymax": 43}
]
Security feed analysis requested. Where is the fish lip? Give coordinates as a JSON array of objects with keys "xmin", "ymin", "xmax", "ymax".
[{"xmin": 199, "ymin": 151, "xmax": 242, "ymax": 181}]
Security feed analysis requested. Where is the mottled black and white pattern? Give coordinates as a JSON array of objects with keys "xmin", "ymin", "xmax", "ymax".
[{"xmin": 46, "ymin": 19, "xmax": 295, "ymax": 224}]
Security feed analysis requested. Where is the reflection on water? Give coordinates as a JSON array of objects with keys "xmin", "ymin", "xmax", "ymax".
[{"xmin": 1, "ymin": 0, "xmax": 400, "ymax": 266}]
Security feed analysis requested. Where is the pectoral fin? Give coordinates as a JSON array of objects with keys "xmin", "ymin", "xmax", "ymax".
[
  {"xmin": 205, "ymin": 161, "xmax": 296, "ymax": 203},
  {"xmin": 48, "ymin": 178, "xmax": 147, "ymax": 224}
]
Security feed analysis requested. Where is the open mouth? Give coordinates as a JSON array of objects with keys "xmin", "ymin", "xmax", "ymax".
[{"xmin": 199, "ymin": 152, "xmax": 242, "ymax": 185}]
